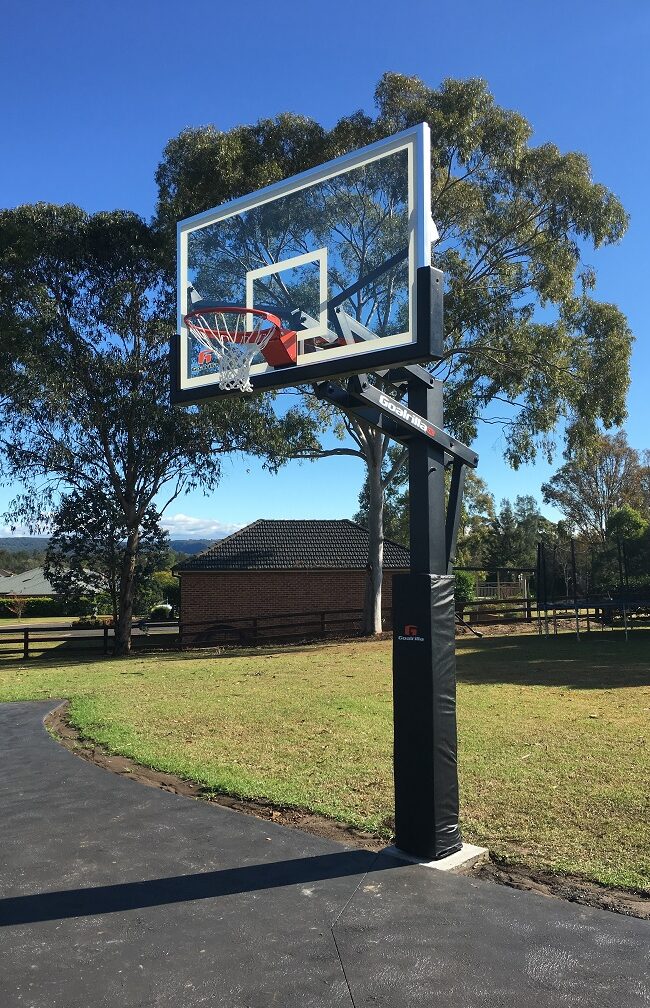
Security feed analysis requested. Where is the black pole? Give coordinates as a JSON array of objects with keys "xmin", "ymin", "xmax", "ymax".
[
  {"xmin": 407, "ymin": 379, "xmax": 446, "ymax": 572},
  {"xmin": 392, "ymin": 378, "xmax": 462, "ymax": 860},
  {"xmin": 570, "ymin": 538, "xmax": 580, "ymax": 639},
  {"xmin": 445, "ymin": 462, "xmax": 466, "ymax": 574},
  {"xmin": 535, "ymin": 542, "xmax": 542, "ymax": 633},
  {"xmin": 540, "ymin": 540, "xmax": 549, "ymax": 635}
]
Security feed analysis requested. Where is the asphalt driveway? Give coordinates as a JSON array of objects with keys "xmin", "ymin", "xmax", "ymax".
[{"xmin": 0, "ymin": 701, "xmax": 647, "ymax": 1007}]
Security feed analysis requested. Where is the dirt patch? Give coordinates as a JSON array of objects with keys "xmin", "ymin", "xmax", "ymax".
[
  {"xmin": 472, "ymin": 859, "xmax": 650, "ymax": 920},
  {"xmin": 45, "ymin": 701, "xmax": 650, "ymax": 920}
]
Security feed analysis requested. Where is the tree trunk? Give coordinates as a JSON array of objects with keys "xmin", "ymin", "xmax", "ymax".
[
  {"xmin": 114, "ymin": 526, "xmax": 139, "ymax": 656},
  {"xmin": 363, "ymin": 430, "xmax": 385, "ymax": 636}
]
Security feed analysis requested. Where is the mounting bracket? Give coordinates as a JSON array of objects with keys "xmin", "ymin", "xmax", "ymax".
[{"xmin": 313, "ymin": 375, "xmax": 478, "ymax": 572}]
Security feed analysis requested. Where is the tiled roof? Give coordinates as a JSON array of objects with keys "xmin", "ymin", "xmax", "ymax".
[
  {"xmin": 0, "ymin": 566, "xmax": 105, "ymax": 597},
  {"xmin": 0, "ymin": 567, "xmax": 56, "ymax": 596},
  {"xmin": 174, "ymin": 520, "xmax": 410, "ymax": 572}
]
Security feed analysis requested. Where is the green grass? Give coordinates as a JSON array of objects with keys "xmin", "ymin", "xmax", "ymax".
[
  {"xmin": 1, "ymin": 632, "xmax": 648, "ymax": 890},
  {"xmin": 0, "ymin": 615, "xmax": 76, "ymax": 625}
]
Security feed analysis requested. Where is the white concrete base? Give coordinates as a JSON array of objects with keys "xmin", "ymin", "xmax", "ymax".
[{"xmin": 383, "ymin": 842, "xmax": 489, "ymax": 872}]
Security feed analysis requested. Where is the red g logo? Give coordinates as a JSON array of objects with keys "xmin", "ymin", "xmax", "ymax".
[
  {"xmin": 404, "ymin": 625, "xmax": 418, "ymax": 636},
  {"xmin": 198, "ymin": 350, "xmax": 213, "ymax": 366}
]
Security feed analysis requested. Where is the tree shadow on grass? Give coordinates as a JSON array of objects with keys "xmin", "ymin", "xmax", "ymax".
[
  {"xmin": 0, "ymin": 637, "xmax": 353, "ymax": 670},
  {"xmin": 455, "ymin": 630, "xmax": 650, "ymax": 689},
  {"xmin": 4, "ymin": 631, "xmax": 648, "ymax": 691}
]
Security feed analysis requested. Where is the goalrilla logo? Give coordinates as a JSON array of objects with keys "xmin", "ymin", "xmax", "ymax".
[
  {"xmin": 378, "ymin": 394, "xmax": 435, "ymax": 437},
  {"xmin": 397, "ymin": 624, "xmax": 424, "ymax": 642}
]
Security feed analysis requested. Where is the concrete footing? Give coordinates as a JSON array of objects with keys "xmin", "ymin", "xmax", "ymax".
[{"xmin": 383, "ymin": 842, "xmax": 489, "ymax": 873}]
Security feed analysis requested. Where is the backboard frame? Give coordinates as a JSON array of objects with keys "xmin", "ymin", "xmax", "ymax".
[{"xmin": 171, "ymin": 123, "xmax": 442, "ymax": 404}]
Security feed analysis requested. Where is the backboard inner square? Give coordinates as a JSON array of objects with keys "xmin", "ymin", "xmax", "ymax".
[{"xmin": 246, "ymin": 248, "xmax": 328, "ymax": 347}]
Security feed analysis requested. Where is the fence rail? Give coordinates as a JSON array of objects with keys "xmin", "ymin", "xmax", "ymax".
[
  {"xmin": 2, "ymin": 591, "xmax": 649, "ymax": 659},
  {"xmin": 474, "ymin": 582, "xmax": 525, "ymax": 600},
  {"xmin": 0, "ymin": 607, "xmax": 374, "ymax": 657},
  {"xmin": 177, "ymin": 607, "xmax": 371, "ymax": 647}
]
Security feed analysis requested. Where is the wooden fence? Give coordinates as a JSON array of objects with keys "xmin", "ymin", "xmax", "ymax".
[
  {"xmin": 0, "ymin": 607, "xmax": 372, "ymax": 658},
  {"xmin": 1, "ymin": 593, "xmax": 647, "ymax": 659},
  {"xmin": 177, "ymin": 607, "xmax": 371, "ymax": 647},
  {"xmin": 459, "ymin": 596, "xmax": 533, "ymax": 626}
]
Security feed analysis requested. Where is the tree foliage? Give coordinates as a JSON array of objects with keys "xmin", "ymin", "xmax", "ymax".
[
  {"xmin": 43, "ymin": 489, "xmax": 169, "ymax": 622},
  {"xmin": 605, "ymin": 505, "xmax": 649, "ymax": 542},
  {"xmin": 0, "ymin": 548, "xmax": 47, "ymax": 575},
  {"xmin": 454, "ymin": 472, "xmax": 496, "ymax": 566},
  {"xmin": 354, "ymin": 467, "xmax": 496, "ymax": 564},
  {"xmin": 483, "ymin": 495, "xmax": 553, "ymax": 571},
  {"xmin": 541, "ymin": 431, "xmax": 649, "ymax": 543},
  {"xmin": 0, "ymin": 203, "xmax": 320, "ymax": 652}
]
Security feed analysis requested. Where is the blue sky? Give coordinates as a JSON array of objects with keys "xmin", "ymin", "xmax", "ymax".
[{"xmin": 1, "ymin": 0, "xmax": 648, "ymax": 537}]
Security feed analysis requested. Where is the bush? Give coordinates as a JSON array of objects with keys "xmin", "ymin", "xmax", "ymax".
[
  {"xmin": 454, "ymin": 571, "xmax": 475, "ymax": 606},
  {"xmin": 150, "ymin": 603, "xmax": 173, "ymax": 621},
  {"xmin": 0, "ymin": 596, "xmax": 68, "ymax": 618},
  {"xmin": 0, "ymin": 595, "xmax": 115, "ymax": 619},
  {"xmin": 73, "ymin": 615, "xmax": 114, "ymax": 628},
  {"xmin": 75, "ymin": 594, "xmax": 114, "ymax": 617}
]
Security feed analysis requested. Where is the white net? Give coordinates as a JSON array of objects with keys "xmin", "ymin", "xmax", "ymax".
[{"xmin": 185, "ymin": 309, "xmax": 278, "ymax": 391}]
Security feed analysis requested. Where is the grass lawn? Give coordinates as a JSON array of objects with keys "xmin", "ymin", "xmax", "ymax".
[
  {"xmin": 0, "ymin": 616, "xmax": 77, "ymax": 626},
  {"xmin": 0, "ymin": 632, "xmax": 648, "ymax": 890}
]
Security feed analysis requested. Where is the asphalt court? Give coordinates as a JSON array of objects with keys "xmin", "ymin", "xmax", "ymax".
[{"xmin": 1, "ymin": 701, "xmax": 647, "ymax": 1007}]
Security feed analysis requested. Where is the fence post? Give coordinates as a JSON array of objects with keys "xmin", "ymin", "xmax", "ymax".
[
  {"xmin": 178, "ymin": 622, "xmax": 184, "ymax": 651},
  {"xmin": 103, "ymin": 626, "xmax": 109, "ymax": 656},
  {"xmin": 585, "ymin": 573, "xmax": 591, "ymax": 633},
  {"xmin": 23, "ymin": 628, "xmax": 29, "ymax": 660}
]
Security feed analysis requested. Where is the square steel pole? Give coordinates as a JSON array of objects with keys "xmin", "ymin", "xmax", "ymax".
[{"xmin": 391, "ymin": 378, "xmax": 462, "ymax": 860}]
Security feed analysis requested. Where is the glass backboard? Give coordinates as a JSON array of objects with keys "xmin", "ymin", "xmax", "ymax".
[{"xmin": 173, "ymin": 123, "xmax": 440, "ymax": 400}]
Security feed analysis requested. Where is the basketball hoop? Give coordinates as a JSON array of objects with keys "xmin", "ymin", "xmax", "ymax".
[{"xmin": 184, "ymin": 306, "xmax": 295, "ymax": 391}]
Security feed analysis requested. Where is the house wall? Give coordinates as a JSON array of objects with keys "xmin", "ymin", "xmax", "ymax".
[{"xmin": 179, "ymin": 568, "xmax": 406, "ymax": 630}]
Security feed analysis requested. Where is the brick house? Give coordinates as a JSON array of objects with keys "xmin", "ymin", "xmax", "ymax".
[{"xmin": 174, "ymin": 519, "xmax": 410, "ymax": 630}]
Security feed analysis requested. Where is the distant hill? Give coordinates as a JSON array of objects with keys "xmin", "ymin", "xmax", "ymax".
[
  {"xmin": 0, "ymin": 536, "xmax": 219, "ymax": 555},
  {"xmin": 168, "ymin": 539, "xmax": 216, "ymax": 555},
  {"xmin": 0, "ymin": 537, "xmax": 50, "ymax": 552}
]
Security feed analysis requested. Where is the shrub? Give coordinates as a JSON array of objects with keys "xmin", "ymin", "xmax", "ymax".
[
  {"xmin": 454, "ymin": 571, "xmax": 475, "ymax": 606},
  {"xmin": 76, "ymin": 595, "xmax": 114, "ymax": 617},
  {"xmin": 150, "ymin": 603, "xmax": 173, "ymax": 621},
  {"xmin": 0, "ymin": 596, "xmax": 67, "ymax": 618},
  {"xmin": 72, "ymin": 615, "xmax": 114, "ymax": 628}
]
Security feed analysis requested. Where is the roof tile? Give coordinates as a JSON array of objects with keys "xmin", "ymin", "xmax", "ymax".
[{"xmin": 174, "ymin": 519, "xmax": 410, "ymax": 572}]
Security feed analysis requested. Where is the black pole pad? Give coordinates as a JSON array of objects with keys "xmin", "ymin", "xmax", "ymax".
[{"xmin": 392, "ymin": 572, "xmax": 462, "ymax": 860}]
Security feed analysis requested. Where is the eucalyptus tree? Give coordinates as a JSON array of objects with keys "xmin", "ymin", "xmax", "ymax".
[
  {"xmin": 542, "ymin": 431, "xmax": 649, "ymax": 543},
  {"xmin": 155, "ymin": 72, "xmax": 632, "ymax": 634},
  {"xmin": 0, "ymin": 203, "xmax": 319, "ymax": 653}
]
